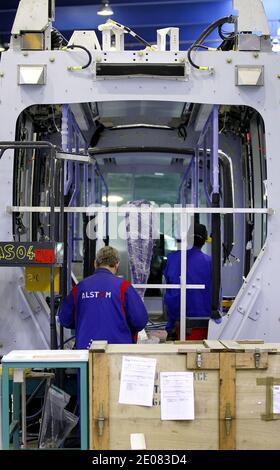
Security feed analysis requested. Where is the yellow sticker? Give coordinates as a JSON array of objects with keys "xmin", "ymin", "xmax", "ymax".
[{"xmin": 25, "ymin": 267, "xmax": 60, "ymax": 293}]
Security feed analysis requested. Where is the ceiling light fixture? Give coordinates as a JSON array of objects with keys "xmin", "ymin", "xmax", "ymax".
[{"xmin": 97, "ymin": 1, "xmax": 114, "ymax": 16}]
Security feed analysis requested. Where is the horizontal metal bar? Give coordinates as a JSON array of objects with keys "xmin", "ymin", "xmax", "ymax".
[
  {"xmin": 7, "ymin": 206, "xmax": 273, "ymax": 215},
  {"xmin": 0, "ymin": 141, "xmax": 56, "ymax": 158},
  {"xmin": 89, "ymin": 146, "xmax": 195, "ymax": 156},
  {"xmin": 56, "ymin": 152, "xmax": 91, "ymax": 164},
  {"xmin": 132, "ymin": 284, "xmax": 205, "ymax": 289}
]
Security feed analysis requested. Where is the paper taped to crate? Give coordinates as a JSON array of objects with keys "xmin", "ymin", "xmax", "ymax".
[
  {"xmin": 160, "ymin": 371, "xmax": 195, "ymax": 420},
  {"xmin": 119, "ymin": 356, "xmax": 156, "ymax": 407}
]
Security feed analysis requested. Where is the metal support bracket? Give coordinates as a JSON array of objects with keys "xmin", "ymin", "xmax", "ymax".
[
  {"xmin": 196, "ymin": 352, "xmax": 202, "ymax": 368},
  {"xmin": 97, "ymin": 403, "xmax": 105, "ymax": 437},
  {"xmin": 157, "ymin": 28, "xmax": 179, "ymax": 52},
  {"xmin": 235, "ymin": 275, "xmax": 262, "ymax": 325},
  {"xmin": 225, "ymin": 401, "xmax": 232, "ymax": 436},
  {"xmin": 254, "ymin": 348, "xmax": 261, "ymax": 368}
]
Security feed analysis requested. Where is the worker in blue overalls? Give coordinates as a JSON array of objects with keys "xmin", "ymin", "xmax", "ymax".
[
  {"xmin": 59, "ymin": 246, "xmax": 148, "ymax": 348},
  {"xmin": 163, "ymin": 223, "xmax": 212, "ymax": 340}
]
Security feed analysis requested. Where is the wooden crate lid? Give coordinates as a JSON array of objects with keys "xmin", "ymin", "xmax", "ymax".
[
  {"xmin": 89, "ymin": 340, "xmax": 280, "ymax": 355},
  {"xmin": 89, "ymin": 342, "xmax": 210, "ymax": 355}
]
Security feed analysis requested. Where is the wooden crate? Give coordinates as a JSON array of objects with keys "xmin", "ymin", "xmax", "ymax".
[{"xmin": 89, "ymin": 341, "xmax": 280, "ymax": 450}]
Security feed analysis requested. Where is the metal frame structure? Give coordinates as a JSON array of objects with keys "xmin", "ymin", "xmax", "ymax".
[
  {"xmin": 0, "ymin": 141, "xmax": 61, "ymax": 350},
  {"xmin": 0, "ymin": 0, "xmax": 279, "ymax": 346},
  {"xmin": 1, "ymin": 349, "xmax": 88, "ymax": 450}
]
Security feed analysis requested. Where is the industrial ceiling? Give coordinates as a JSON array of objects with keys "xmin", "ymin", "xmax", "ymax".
[{"xmin": 0, "ymin": 0, "xmax": 279, "ymax": 50}]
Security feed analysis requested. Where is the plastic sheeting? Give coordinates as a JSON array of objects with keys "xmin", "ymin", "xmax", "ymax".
[
  {"xmin": 125, "ymin": 200, "xmax": 156, "ymax": 298},
  {"xmin": 39, "ymin": 385, "xmax": 78, "ymax": 448}
]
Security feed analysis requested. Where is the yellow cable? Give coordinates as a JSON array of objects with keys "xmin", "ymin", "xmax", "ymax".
[{"xmin": 146, "ymin": 46, "xmax": 157, "ymax": 52}]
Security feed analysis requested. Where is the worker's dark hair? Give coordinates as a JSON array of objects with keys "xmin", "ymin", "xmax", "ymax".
[
  {"xmin": 95, "ymin": 246, "xmax": 120, "ymax": 268},
  {"xmin": 193, "ymin": 223, "xmax": 208, "ymax": 248}
]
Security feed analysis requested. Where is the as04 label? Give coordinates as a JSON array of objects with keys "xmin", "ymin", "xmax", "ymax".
[
  {"xmin": 0, "ymin": 242, "xmax": 56, "ymax": 265},
  {"xmin": 0, "ymin": 244, "xmax": 35, "ymax": 261}
]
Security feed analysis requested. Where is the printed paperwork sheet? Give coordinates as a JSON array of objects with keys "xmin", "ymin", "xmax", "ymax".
[
  {"xmin": 273, "ymin": 385, "xmax": 280, "ymax": 414},
  {"xmin": 119, "ymin": 356, "xmax": 157, "ymax": 407},
  {"xmin": 160, "ymin": 372, "xmax": 195, "ymax": 420}
]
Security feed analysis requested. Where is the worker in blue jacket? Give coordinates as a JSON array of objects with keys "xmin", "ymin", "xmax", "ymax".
[
  {"xmin": 59, "ymin": 246, "xmax": 148, "ymax": 348},
  {"xmin": 164, "ymin": 223, "xmax": 212, "ymax": 338}
]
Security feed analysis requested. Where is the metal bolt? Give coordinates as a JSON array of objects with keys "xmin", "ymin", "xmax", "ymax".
[
  {"xmin": 96, "ymin": 57, "xmax": 102, "ymax": 63},
  {"xmin": 253, "ymin": 52, "xmax": 259, "ymax": 58},
  {"xmin": 138, "ymin": 51, "xmax": 144, "ymax": 57},
  {"xmin": 0, "ymin": 72, "xmax": 4, "ymax": 78},
  {"xmin": 226, "ymin": 58, "xmax": 232, "ymax": 64},
  {"xmin": 23, "ymin": 51, "xmax": 28, "ymax": 56},
  {"xmin": 180, "ymin": 57, "xmax": 186, "ymax": 63},
  {"xmin": 49, "ymin": 57, "xmax": 55, "ymax": 63}
]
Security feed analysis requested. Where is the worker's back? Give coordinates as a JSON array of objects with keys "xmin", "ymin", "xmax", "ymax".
[
  {"xmin": 164, "ymin": 247, "xmax": 212, "ymax": 330},
  {"xmin": 59, "ymin": 267, "xmax": 148, "ymax": 348}
]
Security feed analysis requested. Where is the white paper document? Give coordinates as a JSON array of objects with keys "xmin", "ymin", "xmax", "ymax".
[
  {"xmin": 160, "ymin": 372, "xmax": 195, "ymax": 420},
  {"xmin": 130, "ymin": 433, "xmax": 146, "ymax": 450},
  {"xmin": 273, "ymin": 385, "xmax": 280, "ymax": 414},
  {"xmin": 119, "ymin": 356, "xmax": 157, "ymax": 407}
]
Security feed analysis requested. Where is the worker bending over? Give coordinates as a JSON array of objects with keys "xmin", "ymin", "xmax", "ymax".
[
  {"xmin": 164, "ymin": 223, "xmax": 212, "ymax": 339},
  {"xmin": 59, "ymin": 246, "xmax": 148, "ymax": 348}
]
